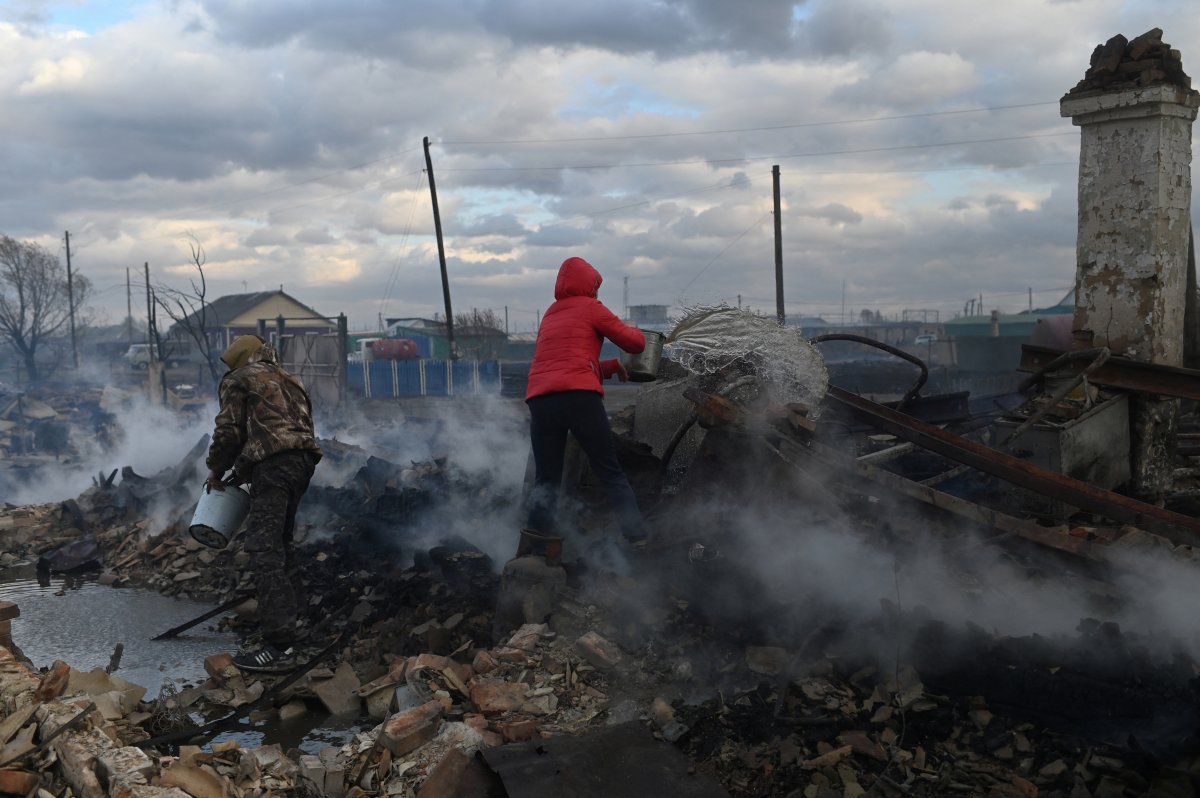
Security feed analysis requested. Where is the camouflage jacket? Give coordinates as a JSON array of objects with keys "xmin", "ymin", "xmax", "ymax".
[{"xmin": 206, "ymin": 343, "xmax": 322, "ymax": 478}]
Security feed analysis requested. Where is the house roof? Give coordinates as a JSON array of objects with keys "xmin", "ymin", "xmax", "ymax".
[
  {"xmin": 386, "ymin": 317, "xmax": 446, "ymax": 332},
  {"xmin": 169, "ymin": 290, "xmax": 329, "ymax": 334}
]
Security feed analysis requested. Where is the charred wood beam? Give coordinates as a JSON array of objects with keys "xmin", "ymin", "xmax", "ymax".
[
  {"xmin": 825, "ymin": 385, "xmax": 1200, "ymax": 546},
  {"xmin": 856, "ymin": 442, "xmax": 915, "ymax": 466},
  {"xmin": 771, "ymin": 436, "xmax": 1094, "ymax": 558},
  {"xmin": 1020, "ymin": 344, "xmax": 1200, "ymax": 401},
  {"xmin": 919, "ymin": 464, "xmax": 972, "ymax": 487}
]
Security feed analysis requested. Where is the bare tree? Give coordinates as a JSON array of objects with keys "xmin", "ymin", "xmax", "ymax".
[
  {"xmin": 453, "ymin": 308, "xmax": 506, "ymax": 359},
  {"xmin": 0, "ymin": 235, "xmax": 91, "ymax": 383},
  {"xmin": 153, "ymin": 236, "xmax": 222, "ymax": 387}
]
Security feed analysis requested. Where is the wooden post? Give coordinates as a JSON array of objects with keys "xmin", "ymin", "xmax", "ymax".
[
  {"xmin": 64, "ymin": 231, "xmax": 77, "ymax": 368},
  {"xmin": 424, "ymin": 136, "xmax": 457, "ymax": 359},
  {"xmin": 126, "ymin": 267, "xmax": 133, "ymax": 344},
  {"xmin": 337, "ymin": 313, "xmax": 348, "ymax": 403},
  {"xmin": 772, "ymin": 166, "xmax": 784, "ymax": 325}
]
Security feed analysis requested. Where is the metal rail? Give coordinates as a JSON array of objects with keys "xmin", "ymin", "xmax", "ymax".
[
  {"xmin": 1020, "ymin": 345, "xmax": 1200, "ymax": 401},
  {"xmin": 825, "ymin": 385, "xmax": 1200, "ymax": 546}
]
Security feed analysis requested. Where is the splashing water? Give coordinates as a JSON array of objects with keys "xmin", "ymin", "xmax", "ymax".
[{"xmin": 665, "ymin": 305, "xmax": 829, "ymax": 407}]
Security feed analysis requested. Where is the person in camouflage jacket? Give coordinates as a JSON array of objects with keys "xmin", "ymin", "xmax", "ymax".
[{"xmin": 205, "ymin": 335, "xmax": 322, "ymax": 671}]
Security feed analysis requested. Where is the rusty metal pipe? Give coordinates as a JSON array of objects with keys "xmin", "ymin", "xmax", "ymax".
[
  {"xmin": 809, "ymin": 333, "xmax": 928, "ymax": 411},
  {"xmin": 826, "ymin": 385, "xmax": 1200, "ymax": 545}
]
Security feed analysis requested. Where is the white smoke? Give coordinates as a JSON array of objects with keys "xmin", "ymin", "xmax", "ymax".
[{"xmin": 5, "ymin": 388, "xmax": 216, "ymax": 506}]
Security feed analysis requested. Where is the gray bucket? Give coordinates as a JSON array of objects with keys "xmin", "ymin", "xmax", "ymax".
[
  {"xmin": 622, "ymin": 330, "xmax": 665, "ymax": 382},
  {"xmin": 189, "ymin": 484, "xmax": 251, "ymax": 549}
]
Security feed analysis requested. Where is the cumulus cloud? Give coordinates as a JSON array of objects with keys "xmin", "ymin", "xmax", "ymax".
[{"xmin": 0, "ymin": 0, "xmax": 1195, "ymax": 331}]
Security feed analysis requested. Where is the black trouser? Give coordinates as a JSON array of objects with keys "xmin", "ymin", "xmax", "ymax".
[
  {"xmin": 244, "ymin": 450, "xmax": 317, "ymax": 647},
  {"xmin": 526, "ymin": 390, "xmax": 645, "ymax": 541}
]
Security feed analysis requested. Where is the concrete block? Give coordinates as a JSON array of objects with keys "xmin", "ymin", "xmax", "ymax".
[
  {"xmin": 495, "ymin": 715, "xmax": 539, "ymax": 743},
  {"xmin": 203, "ymin": 654, "xmax": 238, "ymax": 684},
  {"xmin": 0, "ymin": 770, "xmax": 38, "ymax": 795},
  {"xmin": 467, "ymin": 679, "xmax": 526, "ymax": 716},
  {"xmin": 572, "ymin": 632, "xmax": 621, "ymax": 670},
  {"xmin": 278, "ymin": 700, "xmax": 307, "ymax": 722},
  {"xmin": 312, "ymin": 662, "xmax": 361, "ymax": 716},
  {"xmin": 96, "ymin": 746, "xmax": 156, "ymax": 790},
  {"xmin": 380, "ymin": 700, "xmax": 443, "ymax": 757}
]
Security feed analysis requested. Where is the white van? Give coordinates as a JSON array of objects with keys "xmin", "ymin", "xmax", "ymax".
[{"xmin": 123, "ymin": 340, "xmax": 201, "ymax": 370}]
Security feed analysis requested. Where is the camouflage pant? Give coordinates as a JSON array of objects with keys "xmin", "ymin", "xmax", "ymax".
[{"xmin": 245, "ymin": 450, "xmax": 317, "ymax": 647}]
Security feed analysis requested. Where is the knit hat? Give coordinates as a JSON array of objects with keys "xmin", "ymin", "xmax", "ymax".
[{"xmin": 220, "ymin": 335, "xmax": 264, "ymax": 370}]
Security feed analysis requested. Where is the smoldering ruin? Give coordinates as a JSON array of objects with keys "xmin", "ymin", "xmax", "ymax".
[{"xmin": 2, "ymin": 26, "xmax": 1200, "ymax": 798}]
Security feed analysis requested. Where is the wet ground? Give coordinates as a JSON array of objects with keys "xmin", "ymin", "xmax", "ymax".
[
  {"xmin": 0, "ymin": 563, "xmax": 369, "ymax": 755},
  {"xmin": 0, "ymin": 563, "xmax": 236, "ymax": 697}
]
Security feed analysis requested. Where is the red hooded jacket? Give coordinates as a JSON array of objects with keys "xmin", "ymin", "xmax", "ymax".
[{"xmin": 525, "ymin": 257, "xmax": 646, "ymax": 400}]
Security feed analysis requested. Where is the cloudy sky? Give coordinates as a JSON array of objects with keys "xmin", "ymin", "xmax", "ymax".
[{"xmin": 0, "ymin": 0, "xmax": 1196, "ymax": 333}]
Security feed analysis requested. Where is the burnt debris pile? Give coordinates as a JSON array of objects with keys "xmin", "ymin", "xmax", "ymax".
[{"xmin": 7, "ymin": 329, "xmax": 1200, "ymax": 798}]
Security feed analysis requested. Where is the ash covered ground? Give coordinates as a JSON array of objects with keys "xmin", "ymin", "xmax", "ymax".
[{"xmin": 2, "ymin": 381, "xmax": 1200, "ymax": 798}]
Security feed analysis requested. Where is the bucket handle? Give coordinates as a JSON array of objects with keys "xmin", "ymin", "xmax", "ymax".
[{"xmin": 205, "ymin": 475, "xmax": 246, "ymax": 494}]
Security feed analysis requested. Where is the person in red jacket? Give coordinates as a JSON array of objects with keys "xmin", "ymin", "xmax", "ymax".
[{"xmin": 525, "ymin": 256, "xmax": 648, "ymax": 543}]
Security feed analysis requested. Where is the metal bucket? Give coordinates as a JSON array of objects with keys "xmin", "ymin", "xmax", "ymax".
[
  {"xmin": 189, "ymin": 484, "xmax": 251, "ymax": 549},
  {"xmin": 622, "ymin": 330, "xmax": 665, "ymax": 382}
]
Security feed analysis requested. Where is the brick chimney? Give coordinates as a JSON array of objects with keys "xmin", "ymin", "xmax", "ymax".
[{"xmin": 1060, "ymin": 28, "xmax": 1199, "ymax": 497}]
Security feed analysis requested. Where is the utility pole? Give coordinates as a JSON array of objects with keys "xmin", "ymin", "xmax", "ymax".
[
  {"xmin": 772, "ymin": 165, "xmax": 785, "ymax": 325},
  {"xmin": 623, "ymin": 276, "xmax": 629, "ymax": 320},
  {"xmin": 1028, "ymin": 287, "xmax": 1033, "ymax": 312},
  {"xmin": 126, "ymin": 267, "xmax": 133, "ymax": 344},
  {"xmin": 64, "ymin": 231, "xmax": 78, "ymax": 368},
  {"xmin": 504, "ymin": 306, "xmax": 509, "ymax": 335},
  {"xmin": 536, "ymin": 310, "xmax": 541, "ymax": 331},
  {"xmin": 144, "ymin": 263, "xmax": 152, "ymax": 344},
  {"xmin": 423, "ymin": 136, "xmax": 457, "ymax": 359},
  {"xmin": 144, "ymin": 262, "xmax": 165, "ymax": 404}
]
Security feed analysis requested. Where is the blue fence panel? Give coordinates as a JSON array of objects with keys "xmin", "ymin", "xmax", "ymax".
[
  {"xmin": 479, "ymin": 360, "xmax": 501, "ymax": 393},
  {"xmin": 451, "ymin": 360, "xmax": 477, "ymax": 394},
  {"xmin": 368, "ymin": 361, "xmax": 393, "ymax": 398},
  {"xmin": 349, "ymin": 358, "xmax": 502, "ymax": 397},
  {"xmin": 424, "ymin": 360, "xmax": 449, "ymax": 395},
  {"xmin": 347, "ymin": 362, "xmax": 366, "ymax": 394},
  {"xmin": 398, "ymin": 360, "xmax": 423, "ymax": 396}
]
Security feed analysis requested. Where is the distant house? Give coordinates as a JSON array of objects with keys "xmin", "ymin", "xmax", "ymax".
[
  {"xmin": 384, "ymin": 316, "xmax": 507, "ymax": 359},
  {"xmin": 169, "ymin": 290, "xmax": 335, "ymax": 350}
]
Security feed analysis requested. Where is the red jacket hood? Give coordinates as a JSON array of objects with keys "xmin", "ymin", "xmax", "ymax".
[{"xmin": 554, "ymin": 257, "xmax": 602, "ymax": 301}]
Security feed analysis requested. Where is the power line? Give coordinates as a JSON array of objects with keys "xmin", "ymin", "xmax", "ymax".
[
  {"xmin": 441, "ymin": 101, "xmax": 1061, "ymax": 145},
  {"xmin": 262, "ymin": 168, "xmax": 426, "ymax": 217},
  {"xmin": 736, "ymin": 285, "xmax": 1073, "ymax": 308},
  {"xmin": 378, "ymin": 170, "xmax": 428, "ymax": 323},
  {"xmin": 438, "ymin": 132, "xmax": 1075, "ymax": 173},
  {"xmin": 468, "ymin": 172, "xmax": 763, "ymax": 239},
  {"xmin": 169, "ymin": 146, "xmax": 425, "ymax": 217},
  {"xmin": 678, "ymin": 212, "xmax": 773, "ymax": 296}
]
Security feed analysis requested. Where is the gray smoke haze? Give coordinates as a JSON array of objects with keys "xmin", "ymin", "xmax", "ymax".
[
  {"xmin": 703, "ymin": 484, "xmax": 1200, "ymax": 662},
  {"xmin": 5, "ymin": 392, "xmax": 217, "ymax": 507}
]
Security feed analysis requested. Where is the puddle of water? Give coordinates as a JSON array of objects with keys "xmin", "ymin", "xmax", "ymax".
[
  {"xmin": 0, "ymin": 562, "xmax": 372, "ymax": 755},
  {"xmin": 213, "ymin": 713, "xmax": 373, "ymax": 757},
  {"xmin": 0, "ymin": 563, "xmax": 238, "ymax": 698}
]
